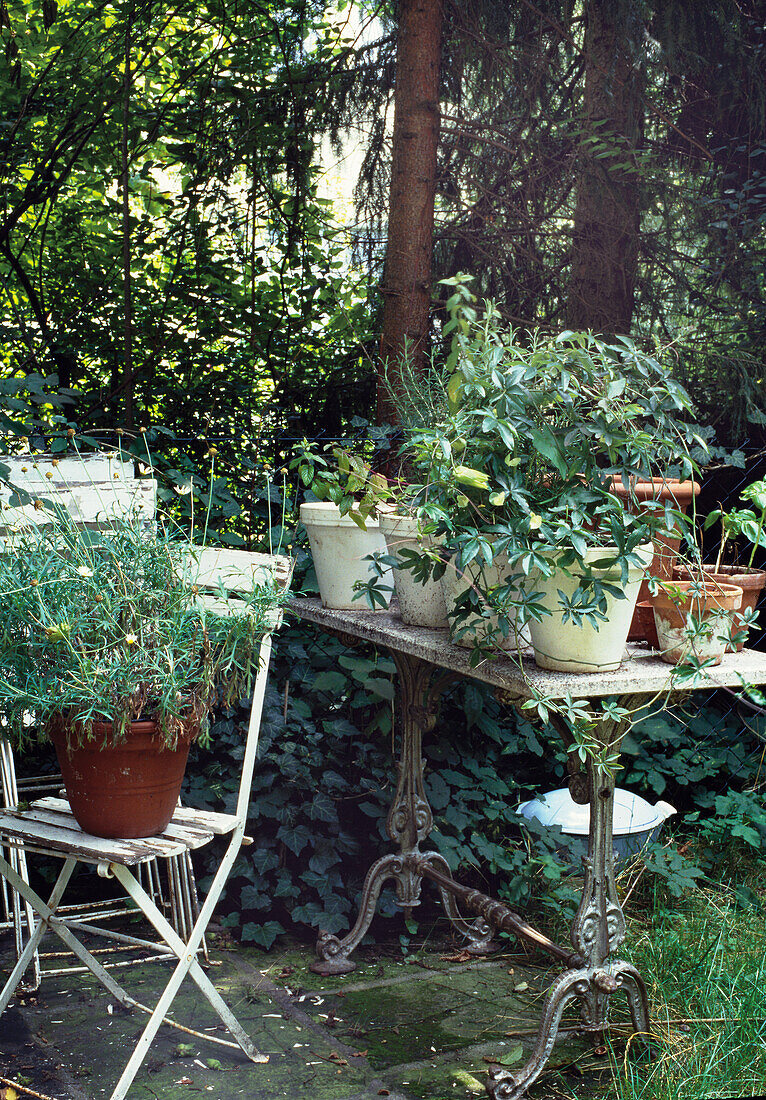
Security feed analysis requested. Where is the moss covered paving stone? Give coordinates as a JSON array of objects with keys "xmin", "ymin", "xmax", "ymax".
[
  {"xmin": 1, "ymin": 936, "xmax": 607, "ymax": 1100},
  {"xmin": 2, "ymin": 957, "xmax": 370, "ymax": 1099},
  {"xmin": 296, "ymin": 961, "xmax": 546, "ymax": 1070}
]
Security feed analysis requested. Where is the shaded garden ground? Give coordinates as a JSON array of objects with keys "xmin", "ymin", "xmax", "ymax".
[
  {"xmin": 2, "ymin": 877, "xmax": 765, "ymax": 1100},
  {"xmin": 0, "ymin": 925, "xmax": 602, "ymax": 1100}
]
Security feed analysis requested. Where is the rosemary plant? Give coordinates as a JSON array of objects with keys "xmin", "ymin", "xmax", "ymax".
[{"xmin": 0, "ymin": 501, "xmax": 284, "ymax": 749}]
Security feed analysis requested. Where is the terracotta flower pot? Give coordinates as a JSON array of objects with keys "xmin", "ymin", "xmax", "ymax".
[
  {"xmin": 610, "ymin": 477, "xmax": 700, "ymax": 642},
  {"xmin": 50, "ymin": 717, "xmax": 195, "ymax": 838},
  {"xmin": 650, "ymin": 580, "xmax": 742, "ymax": 666},
  {"xmin": 674, "ymin": 563, "xmax": 766, "ymax": 651}
]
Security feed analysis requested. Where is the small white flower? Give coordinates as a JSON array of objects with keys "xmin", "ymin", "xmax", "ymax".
[
  {"xmin": 529, "ymin": 513, "xmax": 542, "ymax": 531},
  {"xmin": 125, "ymin": 633, "xmax": 138, "ymax": 646},
  {"xmin": 76, "ymin": 566, "xmax": 93, "ymax": 578}
]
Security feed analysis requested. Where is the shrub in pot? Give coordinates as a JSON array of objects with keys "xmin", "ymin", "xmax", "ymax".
[
  {"xmin": 401, "ymin": 281, "xmax": 704, "ymax": 672},
  {"xmin": 291, "ymin": 441, "xmax": 395, "ymax": 610},
  {"xmin": 610, "ymin": 476, "xmax": 701, "ymax": 643},
  {"xmin": 0, "ymin": 498, "xmax": 283, "ymax": 838},
  {"xmin": 690, "ymin": 478, "xmax": 766, "ymax": 651},
  {"xmin": 378, "ymin": 510, "xmax": 449, "ymax": 628},
  {"xmin": 650, "ymin": 579, "xmax": 743, "ymax": 666}
]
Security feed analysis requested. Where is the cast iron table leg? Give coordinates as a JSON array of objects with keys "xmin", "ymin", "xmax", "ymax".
[
  {"xmin": 312, "ymin": 650, "xmax": 497, "ymax": 975},
  {"xmin": 486, "ymin": 702, "xmax": 651, "ymax": 1099}
]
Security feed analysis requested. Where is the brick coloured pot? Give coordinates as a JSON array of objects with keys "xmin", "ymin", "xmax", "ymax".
[
  {"xmin": 50, "ymin": 717, "xmax": 195, "ymax": 838},
  {"xmin": 610, "ymin": 477, "xmax": 700, "ymax": 642},
  {"xmin": 650, "ymin": 580, "xmax": 742, "ymax": 666}
]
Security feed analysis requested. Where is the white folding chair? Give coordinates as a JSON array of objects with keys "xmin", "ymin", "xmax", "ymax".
[
  {"xmin": 0, "ymin": 548, "xmax": 292, "ymax": 1100},
  {"xmin": 0, "ymin": 455, "xmax": 206, "ymax": 987}
]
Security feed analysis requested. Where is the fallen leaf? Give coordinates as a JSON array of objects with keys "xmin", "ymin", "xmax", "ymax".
[
  {"xmin": 377, "ymin": 1091, "xmax": 390, "ymax": 1097},
  {"xmin": 498, "ymin": 1044, "xmax": 524, "ymax": 1066},
  {"xmin": 514, "ymin": 981, "xmax": 529, "ymax": 992},
  {"xmin": 206, "ymin": 1059, "xmax": 223, "ymax": 1070},
  {"xmin": 174, "ymin": 1078, "xmax": 193, "ymax": 1086},
  {"xmin": 327, "ymin": 1051, "xmax": 348, "ymax": 1066},
  {"xmin": 440, "ymin": 950, "xmax": 472, "ymax": 963},
  {"xmin": 1, "ymin": 1087, "xmax": 19, "ymax": 1100},
  {"xmin": 484, "ymin": 1044, "xmax": 524, "ymax": 1067}
]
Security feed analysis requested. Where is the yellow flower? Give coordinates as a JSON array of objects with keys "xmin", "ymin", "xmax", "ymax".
[{"xmin": 529, "ymin": 513, "xmax": 542, "ymax": 531}]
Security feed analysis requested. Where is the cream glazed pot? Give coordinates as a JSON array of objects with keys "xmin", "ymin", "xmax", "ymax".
[
  {"xmin": 527, "ymin": 543, "xmax": 654, "ymax": 672},
  {"xmin": 440, "ymin": 549, "xmax": 531, "ymax": 651},
  {"xmin": 300, "ymin": 501, "xmax": 392, "ymax": 610},
  {"xmin": 379, "ymin": 512, "xmax": 449, "ymax": 628}
]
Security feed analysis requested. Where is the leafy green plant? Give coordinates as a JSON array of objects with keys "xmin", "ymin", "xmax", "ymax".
[
  {"xmin": 704, "ymin": 478, "xmax": 766, "ymax": 570},
  {"xmin": 0, "ymin": 464, "xmax": 283, "ymax": 748},
  {"xmin": 291, "ymin": 437, "xmax": 395, "ymax": 529}
]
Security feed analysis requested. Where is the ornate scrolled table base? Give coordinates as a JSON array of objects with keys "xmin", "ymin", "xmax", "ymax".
[
  {"xmin": 290, "ymin": 601, "xmax": 766, "ymax": 1097},
  {"xmin": 485, "ymin": 715, "xmax": 652, "ymax": 1099},
  {"xmin": 310, "ymin": 649, "xmax": 497, "ymax": 975}
]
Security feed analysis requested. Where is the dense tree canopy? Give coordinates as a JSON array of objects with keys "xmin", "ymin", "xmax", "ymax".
[{"xmin": 0, "ymin": 0, "xmax": 764, "ymax": 466}]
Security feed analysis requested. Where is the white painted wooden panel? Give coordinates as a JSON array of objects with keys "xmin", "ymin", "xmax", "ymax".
[
  {"xmin": 36, "ymin": 797, "xmax": 239, "ymax": 837},
  {"xmin": 179, "ymin": 546, "xmax": 293, "ymax": 593},
  {"xmin": 0, "ymin": 479, "xmax": 156, "ymax": 530},
  {"xmin": 0, "ymin": 453, "xmax": 133, "ymax": 487},
  {"xmin": 0, "ymin": 808, "xmax": 192, "ymax": 863}
]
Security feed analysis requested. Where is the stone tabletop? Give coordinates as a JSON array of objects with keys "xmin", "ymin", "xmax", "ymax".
[{"xmin": 288, "ymin": 597, "xmax": 766, "ymax": 702}]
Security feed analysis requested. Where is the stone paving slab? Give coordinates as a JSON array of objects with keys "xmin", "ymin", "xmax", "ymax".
[{"xmin": 0, "ymin": 932, "xmax": 618, "ymax": 1100}]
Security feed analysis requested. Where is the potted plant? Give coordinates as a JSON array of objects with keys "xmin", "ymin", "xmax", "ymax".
[
  {"xmin": 610, "ymin": 475, "xmax": 701, "ymax": 643},
  {"xmin": 691, "ymin": 479, "xmax": 766, "ymax": 651},
  {"xmin": 0, "ymin": 500, "xmax": 284, "ymax": 839},
  {"xmin": 399, "ymin": 281, "xmax": 704, "ymax": 672},
  {"xmin": 377, "ymin": 507, "xmax": 449, "ymax": 628},
  {"xmin": 292, "ymin": 438, "xmax": 397, "ymax": 611},
  {"xmin": 650, "ymin": 578, "xmax": 743, "ymax": 666}
]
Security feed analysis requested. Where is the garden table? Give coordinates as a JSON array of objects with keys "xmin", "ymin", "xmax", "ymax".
[{"xmin": 288, "ymin": 597, "xmax": 766, "ymax": 1099}]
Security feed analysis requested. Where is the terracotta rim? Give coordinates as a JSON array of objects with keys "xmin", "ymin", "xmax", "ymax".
[
  {"xmin": 674, "ymin": 563, "xmax": 766, "ymax": 593},
  {"xmin": 651, "ymin": 579, "xmax": 742, "ymax": 613},
  {"xmin": 609, "ymin": 477, "xmax": 700, "ymax": 505}
]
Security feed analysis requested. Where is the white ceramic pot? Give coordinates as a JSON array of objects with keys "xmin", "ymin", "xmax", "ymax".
[
  {"xmin": 300, "ymin": 501, "xmax": 392, "ymax": 610},
  {"xmin": 379, "ymin": 513, "xmax": 448, "ymax": 628},
  {"xmin": 440, "ymin": 552, "xmax": 530, "ymax": 651},
  {"xmin": 527, "ymin": 543, "xmax": 653, "ymax": 672}
]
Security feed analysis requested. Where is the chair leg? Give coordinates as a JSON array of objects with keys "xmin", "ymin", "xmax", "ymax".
[
  {"xmin": 0, "ymin": 853, "xmax": 135, "ymax": 1014},
  {"xmin": 108, "ymin": 860, "xmax": 267, "ymax": 1100},
  {"xmin": 111, "ymin": 861, "xmax": 266, "ymax": 1048}
]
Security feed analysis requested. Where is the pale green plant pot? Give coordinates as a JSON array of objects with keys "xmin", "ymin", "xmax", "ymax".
[
  {"xmin": 440, "ymin": 551, "xmax": 531, "ymax": 651},
  {"xmin": 527, "ymin": 543, "xmax": 653, "ymax": 673},
  {"xmin": 379, "ymin": 512, "xmax": 449, "ymax": 629},
  {"xmin": 300, "ymin": 501, "xmax": 392, "ymax": 611}
]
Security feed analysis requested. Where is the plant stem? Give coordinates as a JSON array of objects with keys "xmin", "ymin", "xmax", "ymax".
[{"xmin": 747, "ymin": 506, "xmax": 766, "ymax": 568}]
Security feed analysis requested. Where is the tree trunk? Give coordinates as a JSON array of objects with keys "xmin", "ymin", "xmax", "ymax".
[
  {"xmin": 567, "ymin": 0, "xmax": 644, "ymax": 336},
  {"xmin": 122, "ymin": 0, "xmax": 134, "ymax": 430},
  {"xmin": 377, "ymin": 0, "xmax": 443, "ymax": 427}
]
